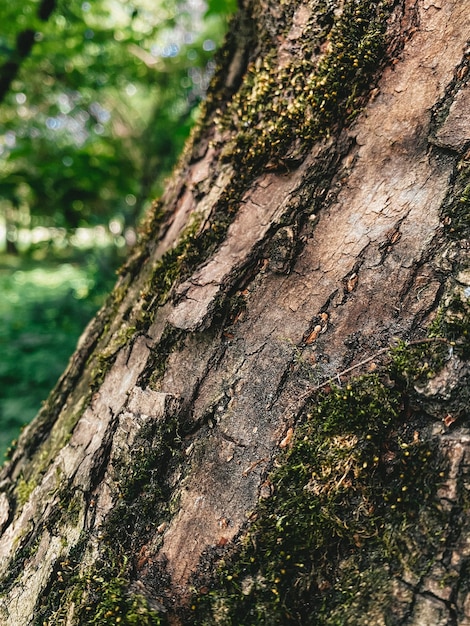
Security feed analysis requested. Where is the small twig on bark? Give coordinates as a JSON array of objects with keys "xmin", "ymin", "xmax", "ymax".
[{"xmin": 301, "ymin": 336, "xmax": 451, "ymax": 399}]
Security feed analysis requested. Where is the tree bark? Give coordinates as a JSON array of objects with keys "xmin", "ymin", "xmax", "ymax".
[{"xmin": 0, "ymin": 1, "xmax": 469, "ymax": 624}]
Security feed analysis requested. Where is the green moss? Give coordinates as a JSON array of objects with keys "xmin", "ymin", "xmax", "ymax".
[
  {"xmin": 34, "ymin": 547, "xmax": 164, "ymax": 626},
  {"xmin": 121, "ymin": 199, "xmax": 166, "ymax": 277},
  {"xmin": 3, "ymin": 438, "xmax": 18, "ymax": 461},
  {"xmin": 15, "ymin": 476, "xmax": 37, "ymax": 506},
  {"xmin": 441, "ymin": 159, "xmax": 470, "ymax": 239},
  {"xmin": 142, "ymin": 325, "xmax": 185, "ymax": 390},
  {"xmin": 440, "ymin": 294, "xmax": 470, "ymax": 358},
  {"xmin": 74, "ymin": 558, "xmax": 164, "ymax": 626},
  {"xmin": 428, "ymin": 221, "xmax": 470, "ymax": 361},
  {"xmin": 189, "ymin": 341, "xmax": 449, "ymax": 624},
  {"xmin": 218, "ymin": 0, "xmax": 391, "ymax": 174},
  {"xmin": 136, "ymin": 215, "xmax": 203, "ymax": 325},
  {"xmin": 390, "ymin": 339, "xmax": 450, "ymax": 385},
  {"xmin": 0, "ymin": 524, "xmax": 42, "ymax": 596},
  {"xmin": 65, "ymin": 490, "xmax": 84, "ymax": 526},
  {"xmin": 32, "ymin": 538, "xmax": 85, "ymax": 624},
  {"xmin": 60, "ymin": 417, "xmax": 185, "ymax": 620},
  {"xmin": 429, "ymin": 285, "xmax": 470, "ymax": 360},
  {"xmin": 115, "ymin": 421, "xmax": 177, "ymax": 504}
]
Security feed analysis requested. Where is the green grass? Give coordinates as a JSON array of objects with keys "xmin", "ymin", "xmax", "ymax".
[{"xmin": 0, "ymin": 246, "xmax": 122, "ymax": 459}]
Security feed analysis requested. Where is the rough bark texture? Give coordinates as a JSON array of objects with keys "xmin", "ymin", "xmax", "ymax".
[{"xmin": 0, "ymin": 1, "xmax": 469, "ymax": 624}]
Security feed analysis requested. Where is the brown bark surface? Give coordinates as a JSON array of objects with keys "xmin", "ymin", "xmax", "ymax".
[{"xmin": 0, "ymin": 1, "xmax": 469, "ymax": 624}]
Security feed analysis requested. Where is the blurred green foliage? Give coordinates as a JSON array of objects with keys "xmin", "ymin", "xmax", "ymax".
[
  {"xmin": 0, "ymin": 246, "xmax": 124, "ymax": 457},
  {"xmin": 0, "ymin": 0, "xmax": 235, "ymax": 235},
  {"xmin": 0, "ymin": 0, "xmax": 236, "ymax": 457}
]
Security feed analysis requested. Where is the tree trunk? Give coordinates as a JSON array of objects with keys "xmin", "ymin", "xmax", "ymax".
[{"xmin": 1, "ymin": 1, "xmax": 469, "ymax": 624}]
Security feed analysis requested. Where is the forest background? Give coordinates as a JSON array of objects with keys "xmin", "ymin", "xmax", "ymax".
[{"xmin": 0, "ymin": 0, "xmax": 234, "ymax": 457}]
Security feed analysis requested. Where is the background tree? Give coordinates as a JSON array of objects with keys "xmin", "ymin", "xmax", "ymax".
[{"xmin": 0, "ymin": 0, "xmax": 469, "ymax": 624}]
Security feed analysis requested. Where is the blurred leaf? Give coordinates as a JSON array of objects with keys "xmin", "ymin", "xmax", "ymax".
[{"xmin": 205, "ymin": 0, "xmax": 237, "ymax": 17}]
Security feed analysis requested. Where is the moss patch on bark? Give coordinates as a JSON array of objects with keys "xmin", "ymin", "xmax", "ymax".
[{"xmin": 188, "ymin": 338, "xmax": 461, "ymax": 625}]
